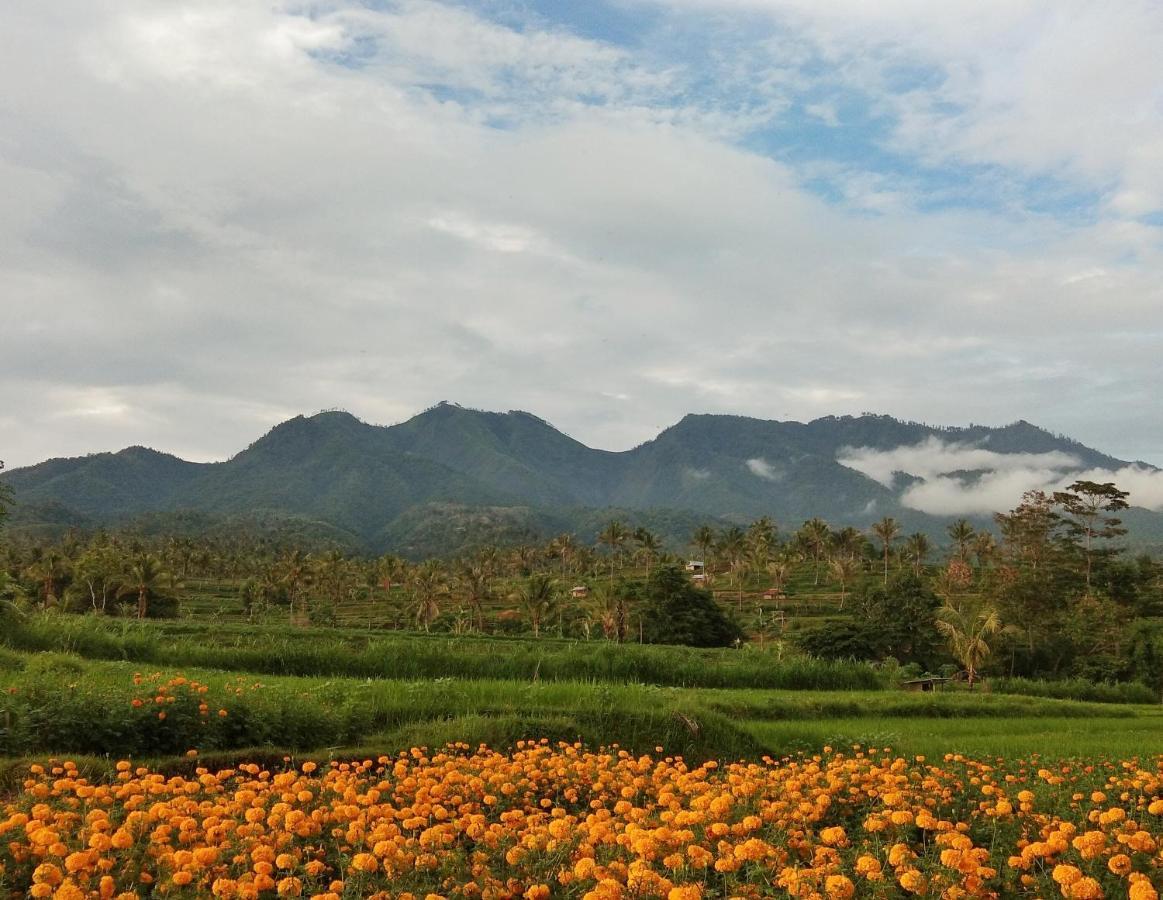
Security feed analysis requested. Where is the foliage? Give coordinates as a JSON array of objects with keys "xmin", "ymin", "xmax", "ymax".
[{"xmin": 640, "ymin": 565, "xmax": 743, "ymax": 648}]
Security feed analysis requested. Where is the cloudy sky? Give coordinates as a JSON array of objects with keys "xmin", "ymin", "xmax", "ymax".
[{"xmin": 2, "ymin": 0, "xmax": 1162, "ymax": 471}]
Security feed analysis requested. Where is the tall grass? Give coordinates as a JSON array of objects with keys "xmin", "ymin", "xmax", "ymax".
[
  {"xmin": 3, "ymin": 615, "xmax": 885, "ymax": 690},
  {"xmin": 0, "ymin": 651, "xmax": 1142, "ymax": 765},
  {"xmin": 989, "ymin": 676, "xmax": 1159, "ymax": 705}
]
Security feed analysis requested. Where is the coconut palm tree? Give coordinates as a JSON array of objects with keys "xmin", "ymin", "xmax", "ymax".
[
  {"xmin": 870, "ymin": 517, "xmax": 901, "ymax": 585},
  {"xmin": 598, "ymin": 521, "xmax": 630, "ymax": 579},
  {"xmin": 633, "ymin": 527, "xmax": 662, "ymax": 571},
  {"xmin": 513, "ymin": 573, "xmax": 559, "ymax": 638},
  {"xmin": 903, "ymin": 532, "xmax": 931, "ymax": 577},
  {"xmin": 279, "ymin": 549, "xmax": 312, "ymax": 624},
  {"xmin": 971, "ymin": 532, "xmax": 997, "ymax": 570},
  {"xmin": 548, "ymin": 533, "xmax": 577, "ymax": 579},
  {"xmin": 828, "ymin": 554, "xmax": 859, "ymax": 610},
  {"xmin": 690, "ymin": 525, "xmax": 717, "ymax": 574},
  {"xmin": 935, "ymin": 599, "xmax": 1005, "ymax": 689},
  {"xmin": 22, "ymin": 549, "xmax": 71, "ymax": 609},
  {"xmin": 947, "ymin": 519, "xmax": 976, "ymax": 562},
  {"xmin": 409, "ymin": 560, "xmax": 447, "ymax": 632},
  {"xmin": 119, "ymin": 553, "xmax": 171, "ymax": 619},
  {"xmin": 796, "ymin": 518, "xmax": 832, "ymax": 586},
  {"xmin": 456, "ymin": 556, "xmax": 494, "ymax": 631},
  {"xmin": 747, "ymin": 517, "xmax": 777, "ymax": 555}
]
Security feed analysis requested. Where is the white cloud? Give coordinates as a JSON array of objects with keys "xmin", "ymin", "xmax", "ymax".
[
  {"xmin": 746, "ymin": 458, "xmax": 782, "ymax": 480},
  {"xmin": 0, "ymin": 1, "xmax": 1160, "ymax": 472},
  {"xmin": 837, "ymin": 437, "xmax": 1079, "ymax": 488},
  {"xmin": 838, "ymin": 439, "xmax": 1163, "ymax": 514}
]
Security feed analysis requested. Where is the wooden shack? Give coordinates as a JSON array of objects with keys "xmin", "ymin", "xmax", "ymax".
[{"xmin": 900, "ymin": 676, "xmax": 950, "ymax": 693}]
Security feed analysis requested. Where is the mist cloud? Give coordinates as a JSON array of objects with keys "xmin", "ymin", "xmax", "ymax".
[
  {"xmin": 746, "ymin": 458, "xmax": 783, "ymax": 481},
  {"xmin": 839, "ymin": 439, "xmax": 1163, "ymax": 515}
]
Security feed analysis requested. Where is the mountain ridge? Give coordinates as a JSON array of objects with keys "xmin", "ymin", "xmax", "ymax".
[{"xmin": 4, "ymin": 405, "xmax": 1160, "ymax": 556}]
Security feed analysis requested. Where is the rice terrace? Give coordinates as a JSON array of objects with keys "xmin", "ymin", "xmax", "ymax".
[{"xmin": 5, "ymin": 1, "xmax": 1163, "ymax": 897}]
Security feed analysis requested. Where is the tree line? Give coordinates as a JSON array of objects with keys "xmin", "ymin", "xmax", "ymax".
[{"xmin": 1, "ymin": 477, "xmax": 1160, "ymax": 685}]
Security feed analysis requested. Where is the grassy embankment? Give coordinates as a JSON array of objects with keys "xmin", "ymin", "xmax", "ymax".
[{"xmin": 2, "ymin": 614, "xmax": 1160, "ymax": 794}]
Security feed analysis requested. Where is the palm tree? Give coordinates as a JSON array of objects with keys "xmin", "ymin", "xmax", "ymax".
[
  {"xmin": 23, "ymin": 549, "xmax": 71, "ymax": 609},
  {"xmin": 971, "ymin": 532, "xmax": 997, "ymax": 570},
  {"xmin": 870, "ymin": 517, "xmax": 901, "ymax": 585},
  {"xmin": 314, "ymin": 549, "xmax": 351, "ymax": 614},
  {"xmin": 634, "ymin": 528, "xmax": 662, "ymax": 571},
  {"xmin": 548, "ymin": 533, "xmax": 577, "ymax": 579},
  {"xmin": 513, "ymin": 573, "xmax": 559, "ymax": 638},
  {"xmin": 828, "ymin": 555, "xmax": 858, "ymax": 610},
  {"xmin": 747, "ymin": 517, "xmax": 777, "ymax": 555},
  {"xmin": 456, "ymin": 556, "xmax": 494, "ymax": 631},
  {"xmin": 935, "ymin": 599, "xmax": 1005, "ymax": 689},
  {"xmin": 598, "ymin": 521, "xmax": 630, "ymax": 579},
  {"xmin": 409, "ymin": 560, "xmax": 447, "ymax": 632},
  {"xmin": 690, "ymin": 525, "xmax": 716, "ymax": 574},
  {"xmin": 119, "ymin": 553, "xmax": 171, "ymax": 619},
  {"xmin": 279, "ymin": 549, "xmax": 312, "ymax": 624},
  {"xmin": 947, "ymin": 519, "xmax": 976, "ymax": 562},
  {"xmin": 831, "ymin": 526, "xmax": 865, "ymax": 562},
  {"xmin": 796, "ymin": 518, "xmax": 832, "ymax": 586},
  {"xmin": 903, "ymin": 532, "xmax": 931, "ymax": 577}
]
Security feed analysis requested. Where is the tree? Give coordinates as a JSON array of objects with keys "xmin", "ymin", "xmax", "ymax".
[
  {"xmin": 640, "ymin": 565, "xmax": 742, "ymax": 647},
  {"xmin": 935, "ymin": 598, "xmax": 1004, "ymax": 688},
  {"xmin": 796, "ymin": 518, "xmax": 831, "ymax": 586},
  {"xmin": 548, "ymin": 533, "xmax": 577, "ymax": 579},
  {"xmin": 690, "ymin": 525, "xmax": 716, "ymax": 573},
  {"xmin": 598, "ymin": 520, "xmax": 630, "ymax": 579},
  {"xmin": 633, "ymin": 527, "xmax": 662, "ymax": 570},
  {"xmin": 513, "ymin": 573, "xmax": 559, "ymax": 637},
  {"xmin": 0, "ymin": 462, "xmax": 12, "ymax": 532},
  {"xmin": 747, "ymin": 517, "xmax": 777, "ymax": 556},
  {"xmin": 995, "ymin": 490, "xmax": 1060, "ymax": 573},
  {"xmin": 947, "ymin": 519, "xmax": 975, "ymax": 561},
  {"xmin": 23, "ymin": 549, "xmax": 71, "ymax": 609},
  {"xmin": 828, "ymin": 554, "xmax": 858, "ymax": 610},
  {"xmin": 70, "ymin": 544, "xmax": 123, "ymax": 614},
  {"xmin": 716, "ymin": 526, "xmax": 747, "ymax": 608},
  {"xmin": 856, "ymin": 573, "xmax": 942, "ymax": 666},
  {"xmin": 279, "ymin": 549, "xmax": 312, "ymax": 624},
  {"xmin": 903, "ymin": 532, "xmax": 931, "ymax": 577},
  {"xmin": 870, "ymin": 516, "xmax": 901, "ymax": 585},
  {"xmin": 409, "ymin": 560, "xmax": 447, "ymax": 632},
  {"xmin": 456, "ymin": 555, "xmax": 494, "ymax": 631},
  {"xmin": 1053, "ymin": 481, "xmax": 1130, "ymax": 592},
  {"xmin": 119, "ymin": 553, "xmax": 172, "ymax": 619}
]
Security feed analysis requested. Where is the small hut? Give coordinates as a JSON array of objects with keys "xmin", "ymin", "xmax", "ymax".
[
  {"xmin": 569, "ymin": 585, "xmax": 589, "ymax": 599},
  {"xmin": 900, "ymin": 676, "xmax": 950, "ymax": 693}
]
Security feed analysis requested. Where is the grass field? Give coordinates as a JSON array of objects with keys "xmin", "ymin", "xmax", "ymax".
[{"xmin": 3, "ymin": 615, "xmax": 1163, "ymax": 897}]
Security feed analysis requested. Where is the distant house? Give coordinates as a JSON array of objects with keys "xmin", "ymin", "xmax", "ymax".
[
  {"xmin": 762, "ymin": 588, "xmax": 785, "ymax": 601},
  {"xmin": 900, "ymin": 676, "xmax": 950, "ymax": 693},
  {"xmin": 685, "ymin": 560, "xmax": 705, "ymax": 574},
  {"xmin": 569, "ymin": 585, "xmax": 589, "ymax": 599}
]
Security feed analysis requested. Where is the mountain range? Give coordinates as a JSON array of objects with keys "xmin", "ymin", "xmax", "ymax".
[{"xmin": 4, "ymin": 402, "xmax": 1161, "ymax": 557}]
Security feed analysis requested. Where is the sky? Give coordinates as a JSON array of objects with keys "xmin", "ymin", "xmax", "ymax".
[{"xmin": 2, "ymin": 0, "xmax": 1162, "ymax": 473}]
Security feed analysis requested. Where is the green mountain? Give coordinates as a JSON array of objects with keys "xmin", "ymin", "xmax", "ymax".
[{"xmin": 4, "ymin": 403, "xmax": 1160, "ymax": 555}]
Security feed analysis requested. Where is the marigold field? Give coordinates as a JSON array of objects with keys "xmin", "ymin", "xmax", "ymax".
[{"xmin": 3, "ymin": 742, "xmax": 1163, "ymax": 900}]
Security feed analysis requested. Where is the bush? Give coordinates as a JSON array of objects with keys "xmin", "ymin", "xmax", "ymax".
[{"xmin": 640, "ymin": 566, "xmax": 743, "ymax": 648}]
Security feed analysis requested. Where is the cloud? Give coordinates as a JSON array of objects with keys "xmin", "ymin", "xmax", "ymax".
[
  {"xmin": 0, "ymin": 1, "xmax": 1160, "ymax": 472},
  {"xmin": 837, "ymin": 437, "xmax": 1079, "ymax": 488},
  {"xmin": 838, "ymin": 439, "xmax": 1163, "ymax": 514},
  {"xmin": 746, "ymin": 458, "xmax": 782, "ymax": 480}
]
